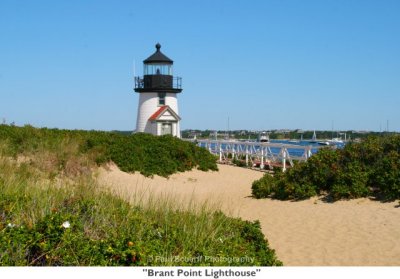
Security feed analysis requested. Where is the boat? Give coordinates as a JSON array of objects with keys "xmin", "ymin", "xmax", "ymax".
[
  {"xmin": 258, "ymin": 132, "xmax": 269, "ymax": 143},
  {"xmin": 329, "ymin": 138, "xmax": 344, "ymax": 144},
  {"xmin": 318, "ymin": 138, "xmax": 344, "ymax": 146},
  {"xmin": 310, "ymin": 130, "xmax": 318, "ymax": 143},
  {"xmin": 317, "ymin": 141, "xmax": 330, "ymax": 146}
]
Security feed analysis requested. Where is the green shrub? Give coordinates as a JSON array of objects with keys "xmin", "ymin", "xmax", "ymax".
[
  {"xmin": 371, "ymin": 151, "xmax": 400, "ymax": 200},
  {"xmin": 331, "ymin": 162, "xmax": 370, "ymax": 200},
  {"xmin": 232, "ymin": 157, "xmax": 248, "ymax": 167},
  {"xmin": 300, "ymin": 148, "xmax": 340, "ymax": 192},
  {"xmin": 251, "ymin": 134, "xmax": 400, "ymax": 201},
  {"xmin": 251, "ymin": 174, "xmax": 276, "ymax": 199},
  {"xmin": 292, "ymin": 182, "xmax": 318, "ymax": 200},
  {"xmin": 238, "ymin": 220, "xmax": 282, "ymax": 266},
  {"xmin": 0, "ymin": 125, "xmax": 217, "ymax": 177}
]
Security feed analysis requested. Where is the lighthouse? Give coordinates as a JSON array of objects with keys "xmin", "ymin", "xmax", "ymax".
[{"xmin": 134, "ymin": 43, "xmax": 182, "ymax": 137}]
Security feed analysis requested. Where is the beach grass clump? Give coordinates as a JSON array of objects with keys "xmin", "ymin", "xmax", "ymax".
[
  {"xmin": 252, "ymin": 134, "xmax": 400, "ymax": 201},
  {"xmin": 0, "ymin": 157, "xmax": 281, "ymax": 266},
  {"xmin": 0, "ymin": 124, "xmax": 217, "ymax": 177}
]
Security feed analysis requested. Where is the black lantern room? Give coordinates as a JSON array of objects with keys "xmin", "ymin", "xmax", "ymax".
[{"xmin": 134, "ymin": 43, "xmax": 182, "ymax": 93}]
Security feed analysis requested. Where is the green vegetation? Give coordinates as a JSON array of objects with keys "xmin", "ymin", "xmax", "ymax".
[
  {"xmin": 252, "ymin": 135, "xmax": 400, "ymax": 201},
  {"xmin": 0, "ymin": 124, "xmax": 217, "ymax": 177},
  {"xmin": 0, "ymin": 124, "xmax": 281, "ymax": 266}
]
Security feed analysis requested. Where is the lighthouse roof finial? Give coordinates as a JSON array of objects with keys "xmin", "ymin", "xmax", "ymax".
[{"xmin": 143, "ymin": 43, "xmax": 173, "ymax": 64}]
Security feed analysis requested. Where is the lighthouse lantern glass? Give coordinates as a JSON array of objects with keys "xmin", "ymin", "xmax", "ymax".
[{"xmin": 144, "ymin": 64, "xmax": 172, "ymax": 75}]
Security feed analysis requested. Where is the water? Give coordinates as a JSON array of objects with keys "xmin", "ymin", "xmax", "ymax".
[{"xmin": 196, "ymin": 139, "xmax": 345, "ymax": 158}]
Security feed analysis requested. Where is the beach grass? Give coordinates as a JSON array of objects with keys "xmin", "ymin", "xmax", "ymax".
[{"xmin": 0, "ymin": 125, "xmax": 281, "ymax": 266}]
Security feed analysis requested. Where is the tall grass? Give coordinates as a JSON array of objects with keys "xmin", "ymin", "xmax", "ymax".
[{"xmin": 0, "ymin": 127, "xmax": 282, "ymax": 266}]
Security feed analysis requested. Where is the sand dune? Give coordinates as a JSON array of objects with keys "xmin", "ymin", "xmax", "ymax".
[{"xmin": 97, "ymin": 164, "xmax": 400, "ymax": 266}]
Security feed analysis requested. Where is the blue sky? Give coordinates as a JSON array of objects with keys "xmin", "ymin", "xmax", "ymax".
[{"xmin": 1, "ymin": 0, "xmax": 399, "ymax": 132}]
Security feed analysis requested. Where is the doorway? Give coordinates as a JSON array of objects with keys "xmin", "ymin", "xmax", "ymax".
[{"xmin": 161, "ymin": 123, "xmax": 172, "ymax": 135}]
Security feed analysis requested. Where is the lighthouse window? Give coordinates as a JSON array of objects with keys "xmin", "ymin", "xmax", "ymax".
[
  {"xmin": 144, "ymin": 64, "xmax": 172, "ymax": 75},
  {"xmin": 158, "ymin": 92, "xmax": 166, "ymax": 106}
]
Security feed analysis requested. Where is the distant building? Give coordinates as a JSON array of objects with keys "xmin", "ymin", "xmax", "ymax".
[{"xmin": 134, "ymin": 43, "xmax": 182, "ymax": 137}]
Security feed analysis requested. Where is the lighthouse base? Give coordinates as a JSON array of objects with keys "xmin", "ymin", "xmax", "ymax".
[{"xmin": 135, "ymin": 93, "xmax": 181, "ymax": 138}]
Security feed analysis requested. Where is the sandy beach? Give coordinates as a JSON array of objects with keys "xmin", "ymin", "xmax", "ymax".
[{"xmin": 97, "ymin": 164, "xmax": 400, "ymax": 266}]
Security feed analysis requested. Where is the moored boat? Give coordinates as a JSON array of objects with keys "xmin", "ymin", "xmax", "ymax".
[{"xmin": 258, "ymin": 131, "xmax": 270, "ymax": 143}]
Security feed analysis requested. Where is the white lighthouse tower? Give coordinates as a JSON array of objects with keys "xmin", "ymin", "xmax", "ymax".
[{"xmin": 134, "ymin": 43, "xmax": 182, "ymax": 137}]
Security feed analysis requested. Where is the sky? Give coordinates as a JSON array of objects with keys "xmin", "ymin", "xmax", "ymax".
[{"xmin": 0, "ymin": 0, "xmax": 399, "ymax": 132}]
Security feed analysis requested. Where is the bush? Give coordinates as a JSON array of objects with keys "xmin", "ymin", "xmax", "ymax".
[
  {"xmin": 0, "ymin": 125, "xmax": 218, "ymax": 177},
  {"xmin": 251, "ymin": 134, "xmax": 400, "ymax": 201},
  {"xmin": 300, "ymin": 148, "xmax": 340, "ymax": 192},
  {"xmin": 292, "ymin": 182, "xmax": 318, "ymax": 200},
  {"xmin": 331, "ymin": 162, "xmax": 370, "ymax": 200},
  {"xmin": 232, "ymin": 158, "xmax": 248, "ymax": 168},
  {"xmin": 371, "ymin": 151, "xmax": 400, "ymax": 200},
  {"xmin": 251, "ymin": 174, "xmax": 276, "ymax": 199}
]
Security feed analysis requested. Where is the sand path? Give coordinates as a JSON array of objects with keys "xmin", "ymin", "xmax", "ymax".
[{"xmin": 97, "ymin": 164, "xmax": 400, "ymax": 266}]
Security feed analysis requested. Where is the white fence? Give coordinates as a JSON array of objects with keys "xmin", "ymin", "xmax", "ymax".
[{"xmin": 185, "ymin": 139, "xmax": 326, "ymax": 171}]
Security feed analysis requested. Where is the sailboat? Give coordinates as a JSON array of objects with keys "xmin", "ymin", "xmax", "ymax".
[{"xmin": 310, "ymin": 130, "xmax": 317, "ymax": 143}]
